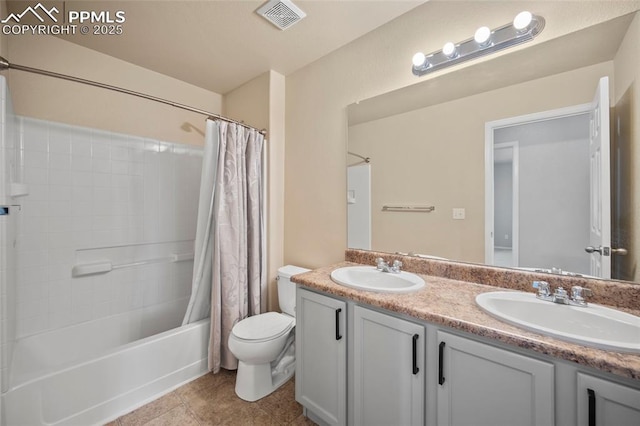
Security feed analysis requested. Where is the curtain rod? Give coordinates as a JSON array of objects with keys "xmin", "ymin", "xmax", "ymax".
[
  {"xmin": 0, "ymin": 56, "xmax": 267, "ymax": 136},
  {"xmin": 348, "ymin": 151, "xmax": 370, "ymax": 163}
]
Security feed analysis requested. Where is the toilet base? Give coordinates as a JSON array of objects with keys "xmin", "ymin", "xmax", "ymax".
[{"xmin": 234, "ymin": 357, "xmax": 295, "ymax": 402}]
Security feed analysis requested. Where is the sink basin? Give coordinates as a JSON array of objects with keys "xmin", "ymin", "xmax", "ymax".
[
  {"xmin": 330, "ymin": 266, "xmax": 425, "ymax": 293},
  {"xmin": 476, "ymin": 291, "xmax": 640, "ymax": 353}
]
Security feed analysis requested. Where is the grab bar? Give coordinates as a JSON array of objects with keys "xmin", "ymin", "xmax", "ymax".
[
  {"xmin": 72, "ymin": 253, "xmax": 194, "ymax": 277},
  {"xmin": 382, "ymin": 205, "xmax": 435, "ymax": 213}
]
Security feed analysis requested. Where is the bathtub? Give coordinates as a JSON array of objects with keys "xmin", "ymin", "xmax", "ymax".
[{"xmin": 1, "ymin": 299, "xmax": 210, "ymax": 425}]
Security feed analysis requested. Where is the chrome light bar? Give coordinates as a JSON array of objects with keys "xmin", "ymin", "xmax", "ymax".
[{"xmin": 412, "ymin": 12, "xmax": 545, "ymax": 77}]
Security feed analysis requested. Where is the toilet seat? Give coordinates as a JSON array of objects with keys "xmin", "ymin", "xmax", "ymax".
[{"xmin": 232, "ymin": 312, "xmax": 294, "ymax": 343}]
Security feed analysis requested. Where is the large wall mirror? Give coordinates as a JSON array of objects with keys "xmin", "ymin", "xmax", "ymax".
[{"xmin": 346, "ymin": 13, "xmax": 639, "ymax": 284}]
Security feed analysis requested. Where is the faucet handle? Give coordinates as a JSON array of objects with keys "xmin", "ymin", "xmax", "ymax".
[
  {"xmin": 533, "ymin": 281, "xmax": 550, "ymax": 297},
  {"xmin": 391, "ymin": 260, "xmax": 403, "ymax": 272},
  {"xmin": 571, "ymin": 286, "xmax": 592, "ymax": 305},
  {"xmin": 376, "ymin": 257, "xmax": 388, "ymax": 270}
]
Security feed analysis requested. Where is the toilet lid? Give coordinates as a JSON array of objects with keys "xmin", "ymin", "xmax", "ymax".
[{"xmin": 232, "ymin": 312, "xmax": 294, "ymax": 341}]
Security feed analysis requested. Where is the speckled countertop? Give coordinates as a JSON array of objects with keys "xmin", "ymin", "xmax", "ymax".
[{"xmin": 291, "ymin": 250, "xmax": 640, "ymax": 381}]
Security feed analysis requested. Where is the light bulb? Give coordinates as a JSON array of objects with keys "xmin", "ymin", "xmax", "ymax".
[
  {"xmin": 513, "ymin": 11, "xmax": 533, "ymax": 30},
  {"xmin": 412, "ymin": 52, "xmax": 426, "ymax": 67},
  {"xmin": 442, "ymin": 42, "xmax": 456, "ymax": 57},
  {"xmin": 474, "ymin": 26, "xmax": 491, "ymax": 44}
]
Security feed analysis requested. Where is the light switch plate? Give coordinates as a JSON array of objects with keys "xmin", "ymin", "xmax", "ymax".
[{"xmin": 453, "ymin": 208, "xmax": 465, "ymax": 220}]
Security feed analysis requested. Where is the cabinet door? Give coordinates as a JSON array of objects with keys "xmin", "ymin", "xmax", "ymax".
[
  {"xmin": 577, "ymin": 373, "xmax": 640, "ymax": 426},
  {"xmin": 437, "ymin": 331, "xmax": 554, "ymax": 426},
  {"xmin": 295, "ymin": 288, "xmax": 347, "ymax": 426},
  {"xmin": 353, "ymin": 306, "xmax": 425, "ymax": 426}
]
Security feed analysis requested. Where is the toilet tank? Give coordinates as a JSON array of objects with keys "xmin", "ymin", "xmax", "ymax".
[{"xmin": 277, "ymin": 265, "xmax": 310, "ymax": 317}]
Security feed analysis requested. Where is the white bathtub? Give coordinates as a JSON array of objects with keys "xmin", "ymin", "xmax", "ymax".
[{"xmin": 1, "ymin": 300, "xmax": 209, "ymax": 425}]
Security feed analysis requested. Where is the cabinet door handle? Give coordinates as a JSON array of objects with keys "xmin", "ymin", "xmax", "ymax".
[
  {"xmin": 335, "ymin": 308, "xmax": 342, "ymax": 340},
  {"xmin": 412, "ymin": 334, "xmax": 419, "ymax": 375},
  {"xmin": 438, "ymin": 341, "xmax": 446, "ymax": 385},
  {"xmin": 587, "ymin": 388, "xmax": 596, "ymax": 426}
]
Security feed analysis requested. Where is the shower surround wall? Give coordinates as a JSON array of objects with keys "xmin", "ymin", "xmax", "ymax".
[
  {"xmin": 11, "ymin": 116, "xmax": 202, "ymax": 339},
  {"xmin": 0, "ymin": 76, "xmax": 18, "ymax": 393}
]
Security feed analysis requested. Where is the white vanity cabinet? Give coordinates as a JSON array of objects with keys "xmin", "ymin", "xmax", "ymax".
[
  {"xmin": 576, "ymin": 373, "xmax": 640, "ymax": 426},
  {"xmin": 295, "ymin": 286, "xmax": 639, "ymax": 426},
  {"xmin": 436, "ymin": 331, "xmax": 555, "ymax": 426},
  {"xmin": 296, "ymin": 288, "xmax": 347, "ymax": 426},
  {"xmin": 353, "ymin": 305, "xmax": 425, "ymax": 426}
]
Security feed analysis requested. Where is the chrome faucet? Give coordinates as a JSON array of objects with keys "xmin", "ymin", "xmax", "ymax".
[
  {"xmin": 532, "ymin": 281, "xmax": 592, "ymax": 307},
  {"xmin": 376, "ymin": 257, "xmax": 402, "ymax": 273}
]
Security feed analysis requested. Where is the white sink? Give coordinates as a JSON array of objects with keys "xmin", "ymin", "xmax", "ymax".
[
  {"xmin": 330, "ymin": 266, "xmax": 425, "ymax": 293},
  {"xmin": 476, "ymin": 291, "xmax": 640, "ymax": 353}
]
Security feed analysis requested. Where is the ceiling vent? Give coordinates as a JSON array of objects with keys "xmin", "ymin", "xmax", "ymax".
[{"xmin": 257, "ymin": 0, "xmax": 306, "ymax": 31}]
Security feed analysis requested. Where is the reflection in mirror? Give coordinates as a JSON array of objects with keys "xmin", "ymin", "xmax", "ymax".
[
  {"xmin": 488, "ymin": 111, "xmax": 591, "ymax": 276},
  {"xmin": 347, "ymin": 13, "xmax": 639, "ymax": 284}
]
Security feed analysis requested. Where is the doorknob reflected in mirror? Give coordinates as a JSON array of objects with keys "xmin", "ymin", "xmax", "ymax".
[
  {"xmin": 585, "ymin": 246, "xmax": 603, "ymax": 255},
  {"xmin": 585, "ymin": 246, "xmax": 628, "ymax": 256}
]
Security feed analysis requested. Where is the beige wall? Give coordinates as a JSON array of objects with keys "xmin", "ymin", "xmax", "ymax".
[
  {"xmin": 613, "ymin": 13, "xmax": 640, "ymax": 280},
  {"xmin": 349, "ymin": 62, "xmax": 613, "ymax": 263},
  {"xmin": 223, "ymin": 71, "xmax": 286, "ymax": 312},
  {"xmin": 285, "ymin": 1, "xmax": 640, "ymax": 269},
  {"xmin": 7, "ymin": 35, "xmax": 222, "ymax": 146}
]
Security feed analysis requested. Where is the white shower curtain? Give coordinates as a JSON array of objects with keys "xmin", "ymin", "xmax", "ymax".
[{"xmin": 183, "ymin": 119, "xmax": 266, "ymax": 373}]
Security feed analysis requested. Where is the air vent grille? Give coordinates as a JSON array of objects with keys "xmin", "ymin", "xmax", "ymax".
[{"xmin": 257, "ymin": 0, "xmax": 306, "ymax": 31}]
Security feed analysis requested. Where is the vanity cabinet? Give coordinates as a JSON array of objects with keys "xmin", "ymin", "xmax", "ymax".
[
  {"xmin": 295, "ymin": 288, "xmax": 347, "ymax": 426},
  {"xmin": 295, "ymin": 286, "xmax": 639, "ymax": 426},
  {"xmin": 436, "ymin": 331, "xmax": 555, "ymax": 426},
  {"xmin": 353, "ymin": 305, "xmax": 425, "ymax": 426},
  {"xmin": 576, "ymin": 373, "xmax": 640, "ymax": 426}
]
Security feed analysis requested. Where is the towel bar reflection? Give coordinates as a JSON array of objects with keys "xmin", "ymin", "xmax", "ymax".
[
  {"xmin": 382, "ymin": 205, "xmax": 435, "ymax": 213},
  {"xmin": 72, "ymin": 253, "xmax": 194, "ymax": 277}
]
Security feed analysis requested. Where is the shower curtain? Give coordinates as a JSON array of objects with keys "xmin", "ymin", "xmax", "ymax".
[{"xmin": 183, "ymin": 119, "xmax": 266, "ymax": 373}]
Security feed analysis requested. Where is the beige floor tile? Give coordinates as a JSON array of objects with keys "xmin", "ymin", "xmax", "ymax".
[
  {"xmin": 145, "ymin": 405, "xmax": 200, "ymax": 426},
  {"xmin": 289, "ymin": 414, "xmax": 318, "ymax": 425},
  {"xmin": 256, "ymin": 380, "xmax": 302, "ymax": 424},
  {"xmin": 119, "ymin": 391, "xmax": 183, "ymax": 426},
  {"xmin": 109, "ymin": 370, "xmax": 315, "ymax": 426}
]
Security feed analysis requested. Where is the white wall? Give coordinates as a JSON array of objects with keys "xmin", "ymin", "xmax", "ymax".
[{"xmin": 11, "ymin": 116, "xmax": 202, "ymax": 338}]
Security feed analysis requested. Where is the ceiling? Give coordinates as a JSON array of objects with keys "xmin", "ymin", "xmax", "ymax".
[{"xmin": 10, "ymin": 0, "xmax": 426, "ymax": 94}]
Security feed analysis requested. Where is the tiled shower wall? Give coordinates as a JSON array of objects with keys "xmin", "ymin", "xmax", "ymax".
[
  {"xmin": 12, "ymin": 116, "xmax": 203, "ymax": 338},
  {"xmin": 1, "ymin": 76, "xmax": 18, "ymax": 392}
]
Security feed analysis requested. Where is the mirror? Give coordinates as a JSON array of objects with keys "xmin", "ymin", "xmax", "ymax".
[{"xmin": 346, "ymin": 13, "xmax": 639, "ymax": 283}]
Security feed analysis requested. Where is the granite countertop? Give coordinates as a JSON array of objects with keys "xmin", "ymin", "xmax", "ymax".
[{"xmin": 292, "ymin": 261, "xmax": 640, "ymax": 381}]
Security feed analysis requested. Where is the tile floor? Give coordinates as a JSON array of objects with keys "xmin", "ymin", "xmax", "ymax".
[{"xmin": 105, "ymin": 370, "xmax": 316, "ymax": 425}]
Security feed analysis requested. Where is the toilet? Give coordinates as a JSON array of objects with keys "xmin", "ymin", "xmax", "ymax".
[{"xmin": 228, "ymin": 265, "xmax": 310, "ymax": 402}]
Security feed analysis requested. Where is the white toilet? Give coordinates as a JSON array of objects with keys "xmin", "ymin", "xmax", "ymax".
[{"xmin": 228, "ymin": 265, "xmax": 310, "ymax": 402}]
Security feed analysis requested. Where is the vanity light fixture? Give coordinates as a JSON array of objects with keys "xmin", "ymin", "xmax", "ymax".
[{"xmin": 412, "ymin": 11, "xmax": 545, "ymax": 77}]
